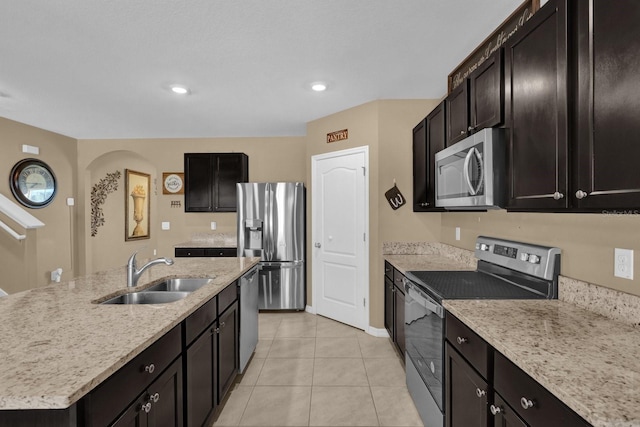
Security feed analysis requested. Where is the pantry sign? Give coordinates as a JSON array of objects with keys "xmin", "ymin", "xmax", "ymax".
[{"xmin": 327, "ymin": 129, "xmax": 348, "ymax": 143}]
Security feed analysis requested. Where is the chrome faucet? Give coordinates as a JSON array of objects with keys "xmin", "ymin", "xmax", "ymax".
[{"xmin": 126, "ymin": 251, "xmax": 174, "ymax": 287}]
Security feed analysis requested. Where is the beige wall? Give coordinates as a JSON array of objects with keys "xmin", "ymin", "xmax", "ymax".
[
  {"xmin": 306, "ymin": 99, "xmax": 442, "ymax": 329},
  {"xmin": 441, "ymin": 210, "xmax": 640, "ymax": 296},
  {"xmin": 77, "ymin": 137, "xmax": 306, "ymax": 274},
  {"xmin": 0, "ymin": 117, "xmax": 77, "ymax": 294}
]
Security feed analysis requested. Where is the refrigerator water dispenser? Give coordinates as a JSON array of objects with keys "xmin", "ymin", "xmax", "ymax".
[{"xmin": 245, "ymin": 219, "xmax": 263, "ymax": 250}]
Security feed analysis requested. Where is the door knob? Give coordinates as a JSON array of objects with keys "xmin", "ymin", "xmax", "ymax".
[{"xmin": 314, "ymin": 242, "xmax": 321, "ymax": 248}]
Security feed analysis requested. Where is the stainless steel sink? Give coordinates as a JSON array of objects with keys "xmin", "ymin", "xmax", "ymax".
[
  {"xmin": 144, "ymin": 277, "xmax": 214, "ymax": 293},
  {"xmin": 100, "ymin": 291, "xmax": 190, "ymax": 305}
]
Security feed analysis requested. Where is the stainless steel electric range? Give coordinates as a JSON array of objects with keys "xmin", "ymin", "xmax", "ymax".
[{"xmin": 402, "ymin": 236, "xmax": 561, "ymax": 427}]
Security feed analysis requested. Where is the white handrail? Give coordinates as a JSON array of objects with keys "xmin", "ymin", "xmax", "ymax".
[
  {"xmin": 0, "ymin": 193, "xmax": 44, "ymax": 229},
  {"xmin": 0, "ymin": 219, "xmax": 26, "ymax": 240}
]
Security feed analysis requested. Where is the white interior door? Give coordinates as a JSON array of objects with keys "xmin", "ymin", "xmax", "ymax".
[{"xmin": 312, "ymin": 146, "xmax": 368, "ymax": 330}]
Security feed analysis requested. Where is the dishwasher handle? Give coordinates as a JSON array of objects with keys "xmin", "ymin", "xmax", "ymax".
[{"xmin": 403, "ymin": 278, "xmax": 444, "ymax": 318}]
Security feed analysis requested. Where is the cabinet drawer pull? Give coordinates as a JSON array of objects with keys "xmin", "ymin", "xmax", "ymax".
[
  {"xmin": 520, "ymin": 397, "xmax": 535, "ymax": 410},
  {"xmin": 140, "ymin": 402, "xmax": 152, "ymax": 413},
  {"xmin": 475, "ymin": 388, "xmax": 486, "ymax": 398},
  {"xmin": 456, "ymin": 336, "xmax": 468, "ymax": 345},
  {"xmin": 144, "ymin": 363, "xmax": 155, "ymax": 374},
  {"xmin": 490, "ymin": 404, "xmax": 502, "ymax": 416},
  {"xmin": 552, "ymin": 191, "xmax": 564, "ymax": 200}
]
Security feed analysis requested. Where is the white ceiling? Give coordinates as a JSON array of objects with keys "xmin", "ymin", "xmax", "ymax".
[{"xmin": 0, "ymin": 0, "xmax": 523, "ymax": 139}]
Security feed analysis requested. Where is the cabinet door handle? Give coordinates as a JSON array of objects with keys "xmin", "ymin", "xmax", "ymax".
[
  {"xmin": 575, "ymin": 190, "xmax": 588, "ymax": 199},
  {"xmin": 520, "ymin": 397, "xmax": 535, "ymax": 410},
  {"xmin": 468, "ymin": 125, "xmax": 474, "ymax": 132},
  {"xmin": 151, "ymin": 392, "xmax": 160, "ymax": 403},
  {"xmin": 460, "ymin": 130, "xmax": 465, "ymax": 135},
  {"xmin": 220, "ymin": 321, "xmax": 226, "ymax": 329},
  {"xmin": 213, "ymin": 327, "xmax": 221, "ymax": 334},
  {"xmin": 475, "ymin": 388, "xmax": 486, "ymax": 398},
  {"xmin": 420, "ymin": 202, "xmax": 430, "ymax": 207},
  {"xmin": 144, "ymin": 363, "xmax": 155, "ymax": 374},
  {"xmin": 490, "ymin": 404, "xmax": 502, "ymax": 416},
  {"xmin": 456, "ymin": 336, "xmax": 468, "ymax": 345},
  {"xmin": 552, "ymin": 192, "xmax": 564, "ymax": 200},
  {"xmin": 140, "ymin": 402, "xmax": 152, "ymax": 413}
]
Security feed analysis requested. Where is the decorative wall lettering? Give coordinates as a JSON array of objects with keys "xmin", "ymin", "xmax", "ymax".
[
  {"xmin": 90, "ymin": 171, "xmax": 121, "ymax": 237},
  {"xmin": 327, "ymin": 129, "xmax": 348, "ymax": 143},
  {"xmin": 447, "ymin": 0, "xmax": 540, "ymax": 93},
  {"xmin": 385, "ymin": 184, "xmax": 406, "ymax": 210}
]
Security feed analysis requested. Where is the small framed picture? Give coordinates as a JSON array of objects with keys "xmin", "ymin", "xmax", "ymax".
[
  {"xmin": 162, "ymin": 172, "xmax": 184, "ymax": 195},
  {"xmin": 125, "ymin": 169, "xmax": 151, "ymax": 241}
]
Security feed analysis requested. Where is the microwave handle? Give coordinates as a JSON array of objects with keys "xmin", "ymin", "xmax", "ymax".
[{"xmin": 463, "ymin": 147, "xmax": 484, "ymax": 196}]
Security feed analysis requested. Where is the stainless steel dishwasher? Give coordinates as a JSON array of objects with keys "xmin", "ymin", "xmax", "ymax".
[{"xmin": 238, "ymin": 266, "xmax": 259, "ymax": 373}]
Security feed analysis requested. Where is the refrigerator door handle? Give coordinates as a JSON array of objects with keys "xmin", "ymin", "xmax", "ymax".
[{"xmin": 264, "ymin": 183, "xmax": 272, "ymax": 260}]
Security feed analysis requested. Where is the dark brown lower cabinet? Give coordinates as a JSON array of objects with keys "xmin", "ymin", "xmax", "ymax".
[
  {"xmin": 112, "ymin": 357, "xmax": 183, "ymax": 427},
  {"xmin": 383, "ymin": 262, "xmax": 406, "ymax": 357},
  {"xmin": 491, "ymin": 394, "xmax": 527, "ymax": 427},
  {"xmin": 393, "ymin": 286, "xmax": 405, "ymax": 355},
  {"xmin": 217, "ymin": 302, "xmax": 239, "ymax": 402},
  {"xmin": 445, "ymin": 342, "xmax": 489, "ymax": 427},
  {"xmin": 186, "ymin": 327, "xmax": 216, "ymax": 427}
]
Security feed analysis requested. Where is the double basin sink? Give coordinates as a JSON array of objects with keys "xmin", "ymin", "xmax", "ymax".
[{"xmin": 100, "ymin": 278, "xmax": 214, "ymax": 305}]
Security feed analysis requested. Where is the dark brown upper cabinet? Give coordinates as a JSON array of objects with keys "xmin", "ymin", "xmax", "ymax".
[
  {"xmin": 446, "ymin": 49, "xmax": 504, "ymax": 147},
  {"xmin": 469, "ymin": 49, "xmax": 504, "ymax": 134},
  {"xmin": 184, "ymin": 153, "xmax": 248, "ymax": 212},
  {"xmin": 446, "ymin": 80, "xmax": 470, "ymax": 146},
  {"xmin": 574, "ymin": 0, "xmax": 640, "ymax": 210},
  {"xmin": 504, "ymin": 0, "xmax": 569, "ymax": 210},
  {"xmin": 413, "ymin": 101, "xmax": 446, "ymax": 212}
]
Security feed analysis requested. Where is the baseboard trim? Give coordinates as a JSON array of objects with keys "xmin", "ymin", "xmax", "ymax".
[
  {"xmin": 367, "ymin": 326, "xmax": 390, "ymax": 338},
  {"xmin": 305, "ymin": 305, "xmax": 316, "ymax": 314}
]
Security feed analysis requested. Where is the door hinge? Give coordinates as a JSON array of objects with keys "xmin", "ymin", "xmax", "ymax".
[
  {"xmin": 362, "ymin": 166, "xmax": 366, "ymax": 176},
  {"xmin": 363, "ymin": 298, "xmax": 366, "ymax": 307},
  {"xmin": 363, "ymin": 232, "xmax": 366, "ymax": 242}
]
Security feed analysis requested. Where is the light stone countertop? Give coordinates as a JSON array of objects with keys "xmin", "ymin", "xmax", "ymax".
[
  {"xmin": 0, "ymin": 256, "xmax": 260, "ymax": 410},
  {"xmin": 444, "ymin": 299, "xmax": 640, "ymax": 427}
]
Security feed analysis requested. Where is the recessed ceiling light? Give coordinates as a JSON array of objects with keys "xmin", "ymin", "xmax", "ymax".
[
  {"xmin": 311, "ymin": 82, "xmax": 327, "ymax": 92},
  {"xmin": 170, "ymin": 85, "xmax": 190, "ymax": 95}
]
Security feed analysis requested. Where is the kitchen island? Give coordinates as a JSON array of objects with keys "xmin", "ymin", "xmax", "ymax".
[{"xmin": 0, "ymin": 256, "xmax": 259, "ymax": 416}]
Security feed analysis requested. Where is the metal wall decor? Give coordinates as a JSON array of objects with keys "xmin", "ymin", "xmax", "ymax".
[
  {"xmin": 90, "ymin": 171, "xmax": 121, "ymax": 237},
  {"xmin": 385, "ymin": 183, "xmax": 406, "ymax": 210}
]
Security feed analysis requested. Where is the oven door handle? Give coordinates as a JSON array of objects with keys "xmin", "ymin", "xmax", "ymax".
[{"xmin": 403, "ymin": 279, "xmax": 444, "ymax": 318}]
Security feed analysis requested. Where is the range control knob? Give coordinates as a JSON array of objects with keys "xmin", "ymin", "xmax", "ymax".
[
  {"xmin": 520, "ymin": 252, "xmax": 530, "ymax": 262},
  {"xmin": 528, "ymin": 254, "xmax": 541, "ymax": 264},
  {"xmin": 480, "ymin": 243, "xmax": 490, "ymax": 251}
]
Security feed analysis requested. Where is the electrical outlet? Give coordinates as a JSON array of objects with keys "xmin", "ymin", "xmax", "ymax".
[
  {"xmin": 614, "ymin": 248, "xmax": 634, "ymax": 280},
  {"xmin": 211, "ymin": 221, "xmax": 217, "ymax": 230},
  {"xmin": 161, "ymin": 222, "xmax": 170, "ymax": 230},
  {"xmin": 455, "ymin": 227, "xmax": 461, "ymax": 241}
]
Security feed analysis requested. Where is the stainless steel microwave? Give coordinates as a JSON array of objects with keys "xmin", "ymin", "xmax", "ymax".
[{"xmin": 434, "ymin": 128, "xmax": 506, "ymax": 209}]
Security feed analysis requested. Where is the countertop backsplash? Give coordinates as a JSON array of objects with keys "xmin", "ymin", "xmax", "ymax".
[{"xmin": 175, "ymin": 232, "xmax": 237, "ymax": 248}]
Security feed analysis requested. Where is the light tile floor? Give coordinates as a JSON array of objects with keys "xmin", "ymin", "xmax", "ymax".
[{"xmin": 211, "ymin": 311, "xmax": 424, "ymax": 427}]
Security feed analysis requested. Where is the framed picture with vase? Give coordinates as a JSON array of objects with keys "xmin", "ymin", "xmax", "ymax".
[{"xmin": 125, "ymin": 169, "xmax": 150, "ymax": 241}]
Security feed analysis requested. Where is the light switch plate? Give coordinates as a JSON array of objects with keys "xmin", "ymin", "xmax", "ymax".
[
  {"xmin": 161, "ymin": 222, "xmax": 170, "ymax": 230},
  {"xmin": 211, "ymin": 221, "xmax": 217, "ymax": 230},
  {"xmin": 455, "ymin": 227, "xmax": 461, "ymax": 241},
  {"xmin": 614, "ymin": 248, "xmax": 633, "ymax": 280}
]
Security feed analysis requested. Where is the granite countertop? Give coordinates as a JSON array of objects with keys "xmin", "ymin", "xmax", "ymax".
[
  {"xmin": 0, "ymin": 256, "xmax": 259, "ymax": 410},
  {"xmin": 383, "ymin": 241, "xmax": 477, "ymax": 273},
  {"xmin": 174, "ymin": 232, "xmax": 237, "ymax": 248},
  {"xmin": 444, "ymin": 299, "xmax": 640, "ymax": 427}
]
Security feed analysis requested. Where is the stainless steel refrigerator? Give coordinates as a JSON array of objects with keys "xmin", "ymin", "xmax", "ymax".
[{"xmin": 237, "ymin": 182, "xmax": 305, "ymax": 310}]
